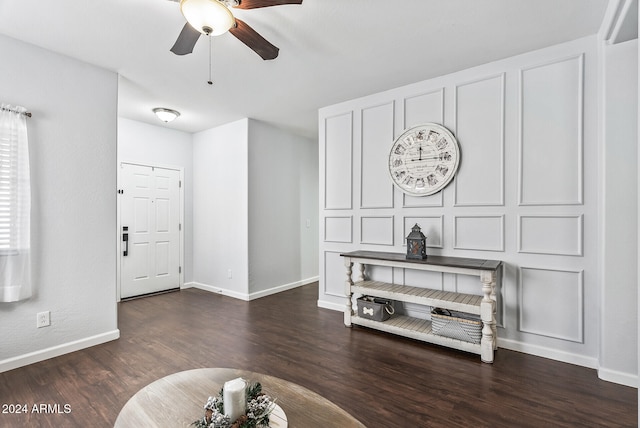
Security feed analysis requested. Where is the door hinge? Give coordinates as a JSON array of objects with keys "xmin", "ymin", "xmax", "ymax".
[
  {"xmin": 179, "ymin": 180, "xmax": 182, "ymax": 188},
  {"xmin": 179, "ymin": 223, "xmax": 182, "ymax": 231},
  {"xmin": 179, "ymin": 266, "xmax": 182, "ymax": 274}
]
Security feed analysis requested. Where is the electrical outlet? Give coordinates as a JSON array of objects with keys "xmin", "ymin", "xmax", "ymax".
[
  {"xmin": 227, "ymin": 269, "xmax": 233, "ymax": 279},
  {"xmin": 37, "ymin": 311, "xmax": 50, "ymax": 328}
]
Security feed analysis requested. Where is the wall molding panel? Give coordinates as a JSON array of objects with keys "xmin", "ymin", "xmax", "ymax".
[
  {"xmin": 519, "ymin": 267, "xmax": 584, "ymax": 343},
  {"xmin": 323, "ymin": 251, "xmax": 349, "ymax": 299},
  {"xmin": 324, "ymin": 216, "xmax": 353, "ymax": 243},
  {"xmin": 403, "ymin": 88, "xmax": 445, "ymax": 129},
  {"xmin": 518, "ymin": 215, "xmax": 583, "ymax": 256},
  {"xmin": 361, "ymin": 102, "xmax": 395, "ymax": 209},
  {"xmin": 399, "ymin": 89, "xmax": 445, "ymax": 208},
  {"xmin": 453, "ymin": 73, "xmax": 505, "ymax": 207},
  {"xmin": 453, "ymin": 215, "xmax": 505, "ymax": 252},
  {"xmin": 361, "ymin": 216, "xmax": 394, "ymax": 246},
  {"xmin": 518, "ymin": 54, "xmax": 584, "ymax": 206},
  {"xmin": 324, "ymin": 112, "xmax": 353, "ymax": 210}
]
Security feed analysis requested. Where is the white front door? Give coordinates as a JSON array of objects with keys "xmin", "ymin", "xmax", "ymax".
[{"xmin": 120, "ymin": 163, "xmax": 181, "ymax": 299}]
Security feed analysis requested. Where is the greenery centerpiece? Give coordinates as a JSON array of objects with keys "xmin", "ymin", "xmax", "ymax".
[{"xmin": 192, "ymin": 381, "xmax": 276, "ymax": 428}]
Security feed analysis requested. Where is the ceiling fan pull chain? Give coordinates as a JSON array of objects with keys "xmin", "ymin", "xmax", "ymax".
[{"xmin": 207, "ymin": 35, "xmax": 213, "ymax": 85}]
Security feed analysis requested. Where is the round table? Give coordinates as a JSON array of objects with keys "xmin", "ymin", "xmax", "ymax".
[{"xmin": 114, "ymin": 368, "xmax": 366, "ymax": 427}]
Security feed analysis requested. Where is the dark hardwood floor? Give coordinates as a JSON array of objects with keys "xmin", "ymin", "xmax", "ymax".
[{"xmin": 0, "ymin": 283, "xmax": 636, "ymax": 427}]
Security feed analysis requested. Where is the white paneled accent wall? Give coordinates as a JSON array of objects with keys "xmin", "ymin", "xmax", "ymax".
[
  {"xmin": 324, "ymin": 113, "xmax": 353, "ymax": 210},
  {"xmin": 324, "ymin": 216, "xmax": 353, "ymax": 243},
  {"xmin": 519, "ymin": 55, "xmax": 584, "ymax": 206},
  {"xmin": 519, "ymin": 267, "xmax": 584, "ymax": 343},
  {"xmin": 361, "ymin": 103, "xmax": 395, "ymax": 209},
  {"xmin": 319, "ymin": 36, "xmax": 602, "ymax": 371},
  {"xmin": 454, "ymin": 74, "xmax": 505, "ymax": 207},
  {"xmin": 453, "ymin": 216, "xmax": 505, "ymax": 252},
  {"xmin": 360, "ymin": 216, "xmax": 394, "ymax": 245},
  {"xmin": 518, "ymin": 215, "xmax": 583, "ymax": 256}
]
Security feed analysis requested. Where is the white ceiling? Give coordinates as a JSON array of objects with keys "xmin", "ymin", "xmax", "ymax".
[{"xmin": 0, "ymin": 0, "xmax": 609, "ymax": 139}]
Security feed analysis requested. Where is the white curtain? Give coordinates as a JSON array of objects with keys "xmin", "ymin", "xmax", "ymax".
[{"xmin": 0, "ymin": 104, "xmax": 31, "ymax": 302}]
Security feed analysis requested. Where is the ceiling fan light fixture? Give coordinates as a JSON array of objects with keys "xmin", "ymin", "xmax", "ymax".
[
  {"xmin": 180, "ymin": 0, "xmax": 236, "ymax": 36},
  {"xmin": 153, "ymin": 107, "xmax": 181, "ymax": 123}
]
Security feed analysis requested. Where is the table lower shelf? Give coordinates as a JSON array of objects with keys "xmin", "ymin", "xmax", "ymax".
[
  {"xmin": 351, "ymin": 280, "xmax": 483, "ymax": 315},
  {"xmin": 350, "ymin": 315, "xmax": 482, "ymax": 356}
]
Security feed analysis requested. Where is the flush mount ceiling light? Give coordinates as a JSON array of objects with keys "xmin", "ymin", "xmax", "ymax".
[
  {"xmin": 153, "ymin": 108, "xmax": 181, "ymax": 123},
  {"xmin": 180, "ymin": 0, "xmax": 236, "ymax": 36}
]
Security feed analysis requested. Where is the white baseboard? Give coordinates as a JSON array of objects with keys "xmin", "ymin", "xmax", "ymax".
[
  {"xmin": 187, "ymin": 276, "xmax": 319, "ymax": 302},
  {"xmin": 189, "ymin": 282, "xmax": 250, "ymax": 300},
  {"xmin": 0, "ymin": 329, "xmax": 120, "ymax": 374},
  {"xmin": 317, "ymin": 299, "xmax": 345, "ymax": 312},
  {"xmin": 598, "ymin": 366, "xmax": 638, "ymax": 388},
  {"xmin": 497, "ymin": 338, "xmax": 599, "ymax": 369},
  {"xmin": 249, "ymin": 276, "xmax": 319, "ymax": 300}
]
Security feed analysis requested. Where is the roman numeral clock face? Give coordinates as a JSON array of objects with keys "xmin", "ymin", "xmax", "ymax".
[{"xmin": 388, "ymin": 123, "xmax": 461, "ymax": 196}]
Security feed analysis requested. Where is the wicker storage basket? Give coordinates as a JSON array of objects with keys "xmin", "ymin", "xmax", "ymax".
[{"xmin": 431, "ymin": 308, "xmax": 482, "ymax": 344}]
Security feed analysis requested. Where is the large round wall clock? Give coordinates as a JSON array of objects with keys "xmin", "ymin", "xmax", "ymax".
[{"xmin": 388, "ymin": 123, "xmax": 461, "ymax": 196}]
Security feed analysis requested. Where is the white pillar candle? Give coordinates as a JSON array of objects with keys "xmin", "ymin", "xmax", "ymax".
[{"xmin": 223, "ymin": 377, "xmax": 247, "ymax": 423}]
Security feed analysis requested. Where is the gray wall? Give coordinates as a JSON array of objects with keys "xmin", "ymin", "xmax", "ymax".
[
  {"xmin": 192, "ymin": 119, "xmax": 250, "ymax": 298},
  {"xmin": 0, "ymin": 35, "xmax": 118, "ymax": 371},
  {"xmin": 189, "ymin": 118, "xmax": 319, "ymax": 299},
  {"xmin": 248, "ymin": 119, "xmax": 318, "ymax": 295}
]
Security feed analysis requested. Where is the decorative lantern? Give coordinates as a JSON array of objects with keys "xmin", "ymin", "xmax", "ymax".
[{"xmin": 406, "ymin": 223, "xmax": 427, "ymax": 260}]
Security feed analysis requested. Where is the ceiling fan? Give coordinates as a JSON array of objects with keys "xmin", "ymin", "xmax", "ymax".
[{"xmin": 169, "ymin": 0, "xmax": 303, "ymax": 60}]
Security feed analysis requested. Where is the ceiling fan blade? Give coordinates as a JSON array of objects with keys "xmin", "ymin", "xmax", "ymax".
[
  {"xmin": 234, "ymin": 0, "xmax": 302, "ymax": 10},
  {"xmin": 170, "ymin": 22, "xmax": 201, "ymax": 55},
  {"xmin": 229, "ymin": 18, "xmax": 279, "ymax": 60}
]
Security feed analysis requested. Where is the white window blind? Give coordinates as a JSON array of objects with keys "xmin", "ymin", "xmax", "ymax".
[
  {"xmin": 0, "ymin": 104, "xmax": 31, "ymax": 302},
  {"xmin": 0, "ymin": 124, "xmax": 18, "ymax": 250}
]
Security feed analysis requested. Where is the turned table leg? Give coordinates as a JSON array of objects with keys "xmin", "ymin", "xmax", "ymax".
[
  {"xmin": 344, "ymin": 258, "xmax": 354, "ymax": 327},
  {"xmin": 490, "ymin": 271, "xmax": 498, "ymax": 350},
  {"xmin": 480, "ymin": 270, "xmax": 497, "ymax": 363}
]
